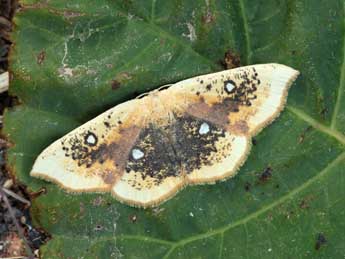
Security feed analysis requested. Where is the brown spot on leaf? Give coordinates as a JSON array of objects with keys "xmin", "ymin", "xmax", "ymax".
[
  {"xmin": 221, "ymin": 50, "xmax": 241, "ymax": 69},
  {"xmin": 258, "ymin": 167, "xmax": 272, "ymax": 183},
  {"xmin": 202, "ymin": 0, "xmax": 215, "ymax": 24},
  {"xmin": 298, "ymin": 126, "xmax": 313, "ymax": 144},
  {"xmin": 299, "ymin": 200, "xmax": 309, "ymax": 209},
  {"xmin": 91, "ymin": 196, "xmax": 105, "ymax": 206},
  {"xmin": 202, "ymin": 11, "xmax": 215, "ymax": 24},
  {"xmin": 244, "ymin": 182, "xmax": 251, "ymax": 191},
  {"xmin": 111, "ymin": 80, "xmax": 121, "ymax": 90},
  {"xmin": 129, "ymin": 214, "xmax": 138, "ymax": 223},
  {"xmin": 111, "ymin": 72, "xmax": 133, "ymax": 89},
  {"xmin": 299, "ymin": 195, "xmax": 315, "ymax": 209},
  {"xmin": 315, "ymin": 233, "xmax": 327, "ymax": 250},
  {"xmin": 37, "ymin": 51, "xmax": 46, "ymax": 65}
]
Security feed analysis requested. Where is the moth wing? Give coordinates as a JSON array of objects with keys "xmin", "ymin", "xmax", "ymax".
[
  {"xmin": 30, "ymin": 63, "xmax": 299, "ymax": 207},
  {"xmin": 110, "ymin": 101, "xmax": 185, "ymax": 207},
  {"xmin": 185, "ymin": 132, "xmax": 249, "ymax": 184},
  {"xmin": 112, "ymin": 171, "xmax": 184, "ymax": 207},
  {"xmin": 168, "ymin": 63, "xmax": 299, "ymax": 183},
  {"xmin": 30, "ymin": 99, "xmax": 145, "ymax": 192},
  {"xmin": 170, "ymin": 63, "xmax": 300, "ymax": 135}
]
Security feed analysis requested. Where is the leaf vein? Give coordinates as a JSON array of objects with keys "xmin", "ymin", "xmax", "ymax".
[
  {"xmin": 218, "ymin": 232, "xmax": 224, "ymax": 259},
  {"xmin": 238, "ymin": 0, "xmax": 251, "ymax": 64},
  {"xmin": 170, "ymin": 152, "xmax": 345, "ymax": 247},
  {"xmin": 287, "ymin": 106, "xmax": 345, "ymax": 145},
  {"xmin": 331, "ymin": 2, "xmax": 345, "ymax": 129}
]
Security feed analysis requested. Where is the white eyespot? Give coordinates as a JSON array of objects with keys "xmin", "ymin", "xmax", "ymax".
[
  {"xmin": 199, "ymin": 122, "xmax": 210, "ymax": 135},
  {"xmin": 132, "ymin": 148, "xmax": 144, "ymax": 160},
  {"xmin": 85, "ymin": 133, "xmax": 97, "ymax": 146},
  {"xmin": 226, "ymin": 82, "xmax": 235, "ymax": 92}
]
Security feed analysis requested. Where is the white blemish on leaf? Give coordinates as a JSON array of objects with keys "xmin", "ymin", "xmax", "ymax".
[
  {"xmin": 59, "ymin": 22, "xmax": 100, "ymax": 79},
  {"xmin": 183, "ymin": 22, "xmax": 197, "ymax": 42},
  {"xmin": 158, "ymin": 52, "xmax": 172, "ymax": 63},
  {"xmin": 127, "ymin": 13, "xmax": 135, "ymax": 20},
  {"xmin": 58, "ymin": 67, "xmax": 74, "ymax": 77},
  {"xmin": 59, "ymin": 24, "xmax": 78, "ymax": 79}
]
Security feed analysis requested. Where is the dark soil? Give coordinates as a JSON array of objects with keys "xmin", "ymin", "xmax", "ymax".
[{"xmin": 0, "ymin": 1, "xmax": 47, "ymax": 258}]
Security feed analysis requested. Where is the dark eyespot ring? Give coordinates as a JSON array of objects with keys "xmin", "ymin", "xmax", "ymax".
[
  {"xmin": 224, "ymin": 80, "xmax": 237, "ymax": 94},
  {"xmin": 84, "ymin": 132, "xmax": 98, "ymax": 147}
]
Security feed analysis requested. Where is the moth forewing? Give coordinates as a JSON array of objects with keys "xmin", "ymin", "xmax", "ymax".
[{"xmin": 30, "ymin": 63, "xmax": 299, "ymax": 208}]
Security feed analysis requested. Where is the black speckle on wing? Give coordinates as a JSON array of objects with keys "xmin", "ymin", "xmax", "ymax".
[
  {"xmin": 125, "ymin": 124, "xmax": 180, "ymax": 188},
  {"xmin": 172, "ymin": 116, "xmax": 228, "ymax": 173},
  {"xmin": 125, "ymin": 115, "xmax": 231, "ymax": 189}
]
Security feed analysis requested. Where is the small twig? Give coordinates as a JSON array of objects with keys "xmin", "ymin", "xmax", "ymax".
[
  {"xmin": 1, "ymin": 187, "xmax": 31, "ymax": 206},
  {"xmin": 0, "ymin": 71, "xmax": 9, "ymax": 93},
  {"xmin": 0, "ymin": 189, "xmax": 34, "ymax": 259}
]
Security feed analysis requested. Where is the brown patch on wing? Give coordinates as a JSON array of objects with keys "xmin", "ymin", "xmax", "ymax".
[
  {"xmin": 100, "ymin": 170, "xmax": 117, "ymax": 184},
  {"xmin": 186, "ymin": 97, "xmax": 240, "ymax": 128},
  {"xmin": 62, "ymin": 125, "xmax": 142, "ymax": 185},
  {"xmin": 95, "ymin": 125, "xmax": 142, "ymax": 184},
  {"xmin": 228, "ymin": 120, "xmax": 249, "ymax": 135}
]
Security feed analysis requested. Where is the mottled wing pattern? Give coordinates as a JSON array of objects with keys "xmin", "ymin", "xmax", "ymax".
[
  {"xmin": 30, "ymin": 64, "xmax": 299, "ymax": 207},
  {"xmin": 165, "ymin": 64, "xmax": 299, "ymax": 183},
  {"xmin": 31, "ymin": 98, "xmax": 148, "ymax": 191},
  {"xmin": 112, "ymin": 122, "xmax": 185, "ymax": 206}
]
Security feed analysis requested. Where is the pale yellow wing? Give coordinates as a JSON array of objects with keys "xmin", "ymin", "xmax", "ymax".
[
  {"xmin": 30, "ymin": 98, "xmax": 147, "ymax": 192},
  {"xmin": 30, "ymin": 63, "xmax": 299, "ymax": 208},
  {"xmin": 170, "ymin": 63, "xmax": 299, "ymax": 135},
  {"xmin": 166, "ymin": 63, "xmax": 299, "ymax": 183}
]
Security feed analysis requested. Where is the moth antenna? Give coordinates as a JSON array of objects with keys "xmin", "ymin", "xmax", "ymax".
[
  {"xmin": 157, "ymin": 83, "xmax": 173, "ymax": 91},
  {"xmin": 136, "ymin": 92, "xmax": 149, "ymax": 99},
  {"xmin": 136, "ymin": 83, "xmax": 173, "ymax": 99}
]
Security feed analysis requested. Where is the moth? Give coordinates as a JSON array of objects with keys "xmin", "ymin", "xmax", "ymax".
[{"xmin": 30, "ymin": 64, "xmax": 299, "ymax": 208}]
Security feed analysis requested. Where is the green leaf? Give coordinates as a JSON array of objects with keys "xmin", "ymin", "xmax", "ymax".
[{"xmin": 4, "ymin": 0, "xmax": 345, "ymax": 258}]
